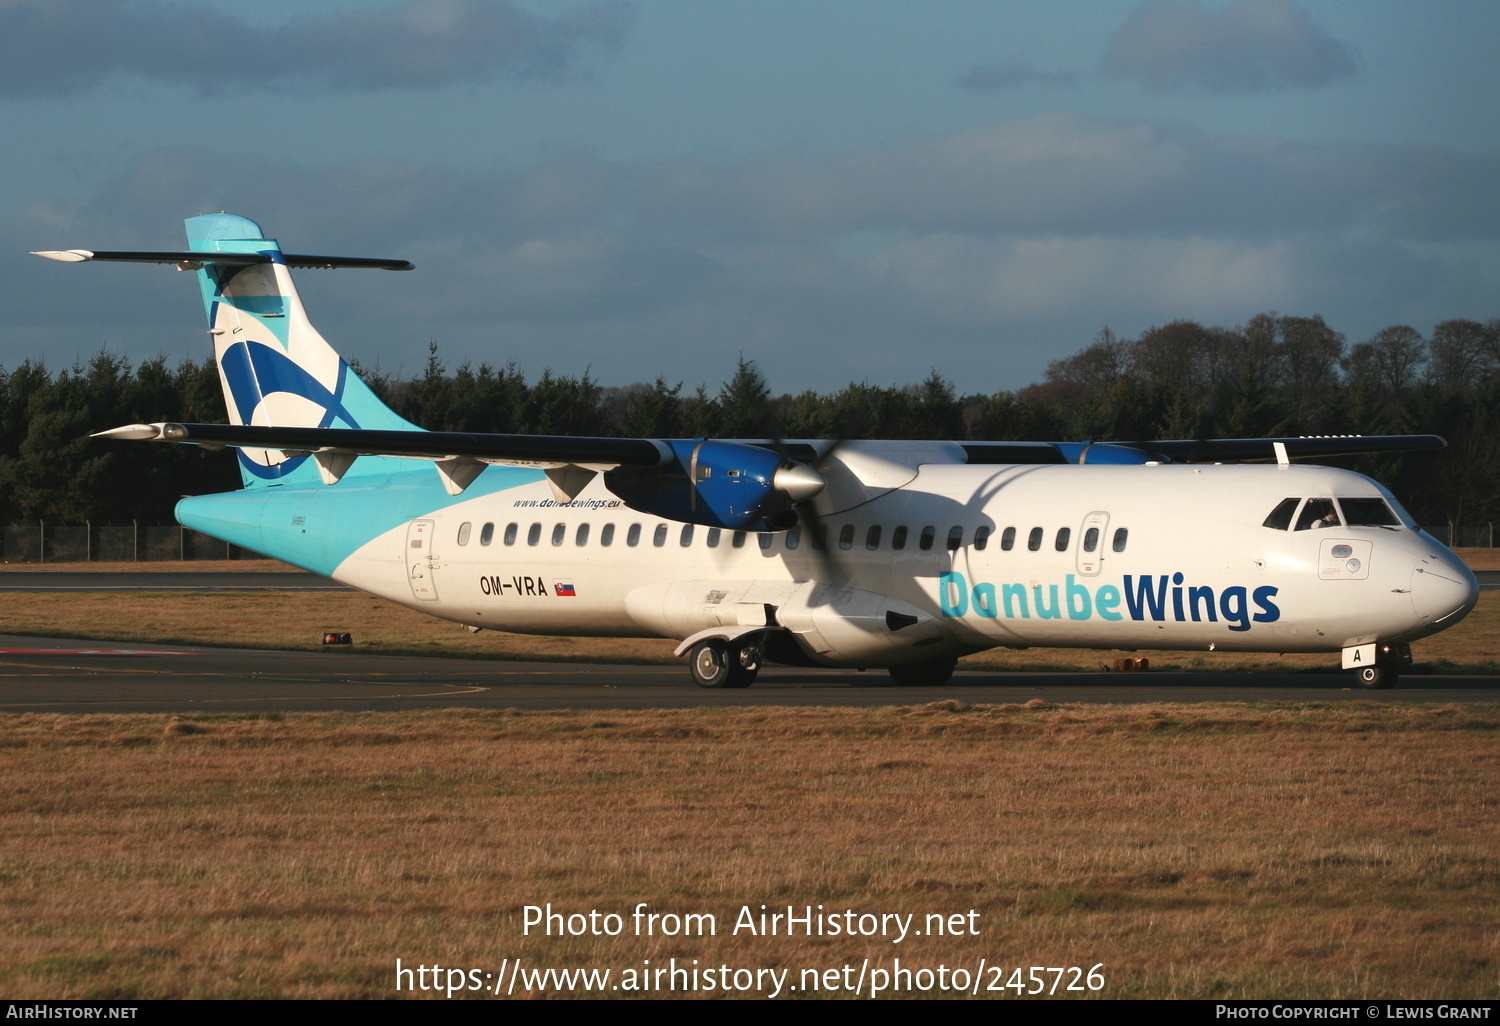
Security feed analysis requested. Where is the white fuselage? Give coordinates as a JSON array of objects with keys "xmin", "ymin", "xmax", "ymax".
[{"xmin": 326, "ymin": 458, "xmax": 1477, "ymax": 667}]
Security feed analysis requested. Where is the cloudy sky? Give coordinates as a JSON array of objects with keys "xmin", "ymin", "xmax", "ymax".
[{"xmin": 2, "ymin": 0, "xmax": 1497, "ymax": 396}]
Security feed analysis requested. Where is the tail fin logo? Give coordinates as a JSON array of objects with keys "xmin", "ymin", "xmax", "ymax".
[{"xmin": 219, "ymin": 340, "xmax": 362, "ymax": 481}]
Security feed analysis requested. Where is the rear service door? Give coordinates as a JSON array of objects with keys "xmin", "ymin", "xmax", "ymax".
[{"xmin": 407, "ymin": 519, "xmax": 439, "ymax": 601}]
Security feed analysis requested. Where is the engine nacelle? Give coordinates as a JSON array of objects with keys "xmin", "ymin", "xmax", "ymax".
[{"xmin": 604, "ymin": 439, "xmax": 819, "ymax": 531}]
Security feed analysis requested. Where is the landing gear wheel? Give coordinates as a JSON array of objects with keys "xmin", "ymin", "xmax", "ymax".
[
  {"xmin": 1356, "ymin": 663, "xmax": 1397, "ymax": 690},
  {"xmin": 887, "ymin": 659, "xmax": 957, "ymax": 687},
  {"xmin": 727, "ymin": 640, "xmax": 761, "ymax": 689},
  {"xmin": 689, "ymin": 639, "xmax": 759, "ymax": 689}
]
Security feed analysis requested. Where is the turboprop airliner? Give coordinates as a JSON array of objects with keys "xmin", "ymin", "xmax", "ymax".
[{"xmin": 33, "ymin": 214, "xmax": 1479, "ymax": 689}]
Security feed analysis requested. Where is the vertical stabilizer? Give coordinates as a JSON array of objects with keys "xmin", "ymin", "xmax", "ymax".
[{"xmin": 184, "ymin": 214, "xmax": 418, "ymax": 487}]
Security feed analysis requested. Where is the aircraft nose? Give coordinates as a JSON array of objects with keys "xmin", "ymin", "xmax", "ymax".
[{"xmin": 1410, "ymin": 551, "xmax": 1479, "ymax": 626}]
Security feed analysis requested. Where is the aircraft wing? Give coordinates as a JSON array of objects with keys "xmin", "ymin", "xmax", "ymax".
[
  {"xmin": 95, "ymin": 422, "xmax": 668, "ymax": 467},
  {"xmin": 94, "ymin": 421, "xmax": 1445, "ymax": 526},
  {"xmin": 960, "ymin": 434, "xmax": 1445, "ymax": 465},
  {"xmin": 1135, "ymin": 435, "xmax": 1445, "ymax": 462},
  {"xmin": 92, "ymin": 422, "xmax": 816, "ymax": 515},
  {"xmin": 100, "ymin": 423, "xmax": 1444, "ymax": 466}
]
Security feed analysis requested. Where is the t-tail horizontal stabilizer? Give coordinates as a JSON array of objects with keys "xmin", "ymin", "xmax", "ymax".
[{"xmin": 35, "ymin": 213, "xmax": 420, "ymax": 490}]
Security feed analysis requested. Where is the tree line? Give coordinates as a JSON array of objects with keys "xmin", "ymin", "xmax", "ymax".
[{"xmin": 2, "ymin": 312, "xmax": 1496, "ymax": 528}]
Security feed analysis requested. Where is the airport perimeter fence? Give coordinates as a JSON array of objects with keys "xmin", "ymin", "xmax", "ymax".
[
  {"xmin": 3, "ymin": 522, "xmax": 264, "ymax": 563},
  {"xmin": 3, "ymin": 519, "xmax": 1497, "ymax": 563}
]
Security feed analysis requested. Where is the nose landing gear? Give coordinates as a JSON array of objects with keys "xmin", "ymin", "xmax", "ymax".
[{"xmin": 1346, "ymin": 642, "xmax": 1411, "ymax": 690}]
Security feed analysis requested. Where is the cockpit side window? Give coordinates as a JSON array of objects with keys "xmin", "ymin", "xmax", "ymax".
[
  {"xmin": 1339, "ymin": 497, "xmax": 1401, "ymax": 527},
  {"xmin": 1385, "ymin": 495, "xmax": 1420, "ymax": 529},
  {"xmin": 1295, "ymin": 498, "xmax": 1339, "ymax": 531},
  {"xmin": 1263, "ymin": 498, "xmax": 1300, "ymax": 531}
]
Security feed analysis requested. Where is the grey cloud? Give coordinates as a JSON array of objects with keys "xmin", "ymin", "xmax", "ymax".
[
  {"xmin": 9, "ymin": 120, "xmax": 1498, "ymax": 392},
  {"xmin": 0, "ymin": 0, "xmax": 633, "ymax": 98},
  {"xmin": 635, "ymin": 114, "xmax": 1500, "ymax": 245},
  {"xmin": 955, "ymin": 62, "xmax": 1077, "ymax": 94},
  {"xmin": 1102, "ymin": 0, "xmax": 1356, "ymax": 93}
]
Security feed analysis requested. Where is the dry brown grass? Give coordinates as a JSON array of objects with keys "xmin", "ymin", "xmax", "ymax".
[
  {"xmin": 1455, "ymin": 548, "xmax": 1500, "ymax": 571},
  {"xmin": 0, "ymin": 703, "xmax": 1495, "ymax": 999}
]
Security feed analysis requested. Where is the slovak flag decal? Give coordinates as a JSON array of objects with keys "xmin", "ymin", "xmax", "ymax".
[{"xmin": 555, "ymin": 581, "xmax": 577, "ymax": 597}]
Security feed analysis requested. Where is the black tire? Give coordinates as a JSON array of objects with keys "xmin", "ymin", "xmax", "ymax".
[
  {"xmin": 689, "ymin": 639, "xmax": 758, "ymax": 689},
  {"xmin": 726, "ymin": 640, "xmax": 761, "ymax": 689},
  {"xmin": 1356, "ymin": 664, "xmax": 1397, "ymax": 690},
  {"xmin": 887, "ymin": 659, "xmax": 957, "ymax": 687}
]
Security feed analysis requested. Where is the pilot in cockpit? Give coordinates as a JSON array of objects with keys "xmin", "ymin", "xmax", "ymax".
[{"xmin": 1297, "ymin": 499, "xmax": 1340, "ymax": 530}]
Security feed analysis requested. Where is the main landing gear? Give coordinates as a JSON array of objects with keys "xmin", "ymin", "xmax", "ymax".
[{"xmin": 689, "ymin": 637, "xmax": 761, "ymax": 689}]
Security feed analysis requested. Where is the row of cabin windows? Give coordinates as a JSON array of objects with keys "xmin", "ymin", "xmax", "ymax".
[{"xmin": 454, "ymin": 520, "xmax": 1129, "ymax": 554}]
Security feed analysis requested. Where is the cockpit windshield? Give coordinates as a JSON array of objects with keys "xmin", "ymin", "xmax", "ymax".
[
  {"xmin": 1339, "ymin": 497, "xmax": 1401, "ymax": 528},
  {"xmin": 1263, "ymin": 495, "xmax": 1405, "ymax": 531}
]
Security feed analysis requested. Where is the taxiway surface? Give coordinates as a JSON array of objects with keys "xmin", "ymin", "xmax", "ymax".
[{"xmin": 0, "ymin": 634, "xmax": 1494, "ymax": 712}]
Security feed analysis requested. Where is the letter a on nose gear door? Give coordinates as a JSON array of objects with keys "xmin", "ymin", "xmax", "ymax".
[{"xmin": 406, "ymin": 519, "xmax": 439, "ymax": 601}]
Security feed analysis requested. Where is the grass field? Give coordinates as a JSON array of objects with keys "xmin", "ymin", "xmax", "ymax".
[{"xmin": 1, "ymin": 703, "xmax": 1496, "ymax": 999}]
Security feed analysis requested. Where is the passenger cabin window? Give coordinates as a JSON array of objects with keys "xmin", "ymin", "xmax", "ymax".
[
  {"xmin": 1112, "ymin": 527, "xmax": 1128, "ymax": 552},
  {"xmin": 575, "ymin": 524, "xmax": 589, "ymax": 546},
  {"xmin": 654, "ymin": 524, "xmax": 668, "ymax": 547},
  {"xmin": 1263, "ymin": 498, "xmax": 1300, "ymax": 531},
  {"xmin": 1082, "ymin": 527, "xmax": 1099, "ymax": 552},
  {"xmin": 786, "ymin": 529, "xmax": 801, "ymax": 550},
  {"xmin": 1295, "ymin": 499, "xmax": 1339, "ymax": 531},
  {"xmin": 503, "ymin": 523, "xmax": 517, "ymax": 546},
  {"xmin": 552, "ymin": 523, "xmax": 566, "ymax": 546},
  {"xmin": 810, "ymin": 525, "xmax": 827, "ymax": 551},
  {"xmin": 1055, "ymin": 527, "xmax": 1071, "ymax": 552},
  {"xmin": 866, "ymin": 526, "xmax": 882, "ymax": 550},
  {"xmin": 892, "ymin": 526, "xmax": 908, "ymax": 551},
  {"xmin": 1027, "ymin": 527, "xmax": 1043, "ymax": 551},
  {"xmin": 680, "ymin": 525, "xmax": 694, "ymax": 546},
  {"xmin": 919, "ymin": 526, "xmax": 936, "ymax": 551},
  {"xmin": 732, "ymin": 531, "xmax": 747, "ymax": 548},
  {"xmin": 839, "ymin": 525, "xmax": 855, "ymax": 550},
  {"xmin": 974, "ymin": 526, "xmax": 990, "ymax": 551},
  {"xmin": 480, "ymin": 523, "xmax": 495, "ymax": 546},
  {"xmin": 946, "ymin": 526, "xmax": 963, "ymax": 551},
  {"xmin": 1340, "ymin": 498, "xmax": 1401, "ymax": 527},
  {"xmin": 527, "ymin": 523, "xmax": 541, "ymax": 546},
  {"xmin": 457, "ymin": 522, "xmax": 472, "ymax": 545},
  {"xmin": 1000, "ymin": 527, "xmax": 1016, "ymax": 551},
  {"xmin": 600, "ymin": 524, "xmax": 615, "ymax": 547},
  {"xmin": 707, "ymin": 528, "xmax": 721, "ymax": 547},
  {"xmin": 627, "ymin": 524, "xmax": 641, "ymax": 547},
  {"xmin": 759, "ymin": 533, "xmax": 774, "ymax": 551}
]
